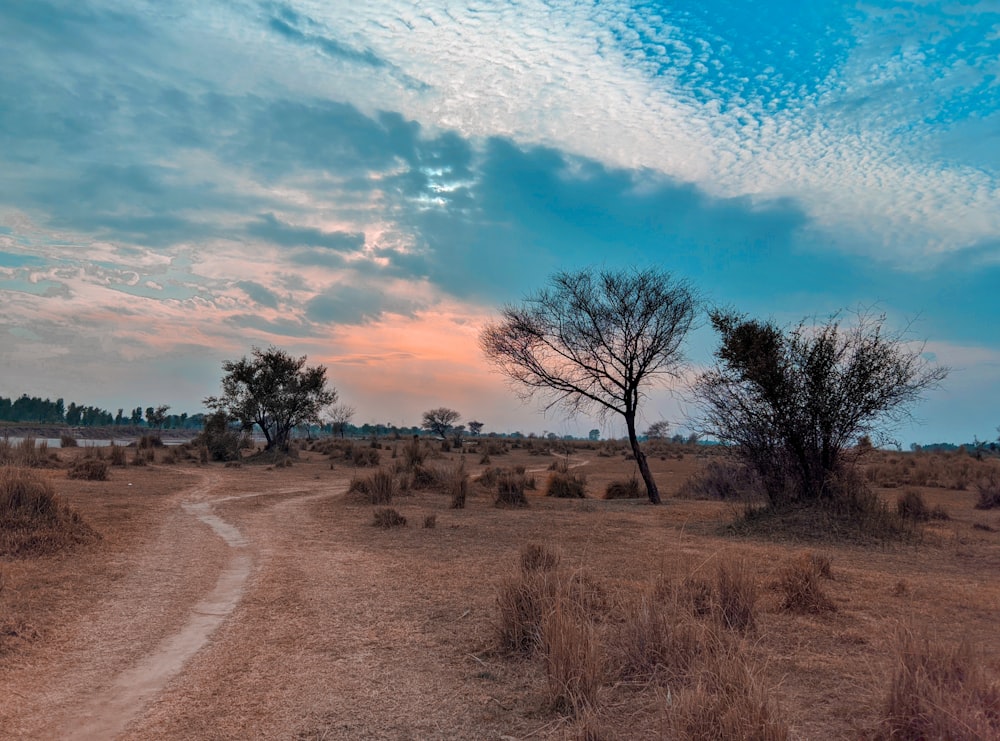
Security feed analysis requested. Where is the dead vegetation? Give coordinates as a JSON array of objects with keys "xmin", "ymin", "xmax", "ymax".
[{"xmin": 0, "ymin": 466, "xmax": 98, "ymax": 557}]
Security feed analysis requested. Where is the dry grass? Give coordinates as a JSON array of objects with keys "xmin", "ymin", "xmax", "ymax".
[
  {"xmin": 875, "ymin": 628, "xmax": 1000, "ymax": 740},
  {"xmin": 975, "ymin": 468, "xmax": 1000, "ymax": 509},
  {"xmin": 0, "ymin": 466, "xmax": 98, "ymax": 558},
  {"xmin": 545, "ymin": 470, "xmax": 588, "ymax": 499},
  {"xmin": 603, "ymin": 475, "xmax": 641, "ymax": 499},
  {"xmin": 372, "ymin": 507, "xmax": 406, "ymax": 529},
  {"xmin": 0, "ymin": 438, "xmax": 53, "ymax": 468},
  {"xmin": 777, "ymin": 553, "xmax": 836, "ymax": 614},
  {"xmin": 67, "ymin": 458, "xmax": 110, "ymax": 481}
]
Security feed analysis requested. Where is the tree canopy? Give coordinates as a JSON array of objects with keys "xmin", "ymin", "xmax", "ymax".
[
  {"xmin": 480, "ymin": 266, "xmax": 697, "ymax": 503},
  {"xmin": 205, "ymin": 346, "xmax": 337, "ymax": 452},
  {"xmin": 422, "ymin": 407, "xmax": 461, "ymax": 438},
  {"xmin": 695, "ymin": 310, "xmax": 947, "ymax": 506}
]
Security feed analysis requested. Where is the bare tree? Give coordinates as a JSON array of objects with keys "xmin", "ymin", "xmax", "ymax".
[
  {"xmin": 695, "ymin": 310, "xmax": 947, "ymax": 506},
  {"xmin": 329, "ymin": 404, "xmax": 355, "ymax": 438},
  {"xmin": 480, "ymin": 267, "xmax": 697, "ymax": 504},
  {"xmin": 205, "ymin": 346, "xmax": 337, "ymax": 452},
  {"xmin": 422, "ymin": 407, "xmax": 461, "ymax": 438}
]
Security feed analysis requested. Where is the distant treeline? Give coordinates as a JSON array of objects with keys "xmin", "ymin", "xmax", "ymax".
[{"xmin": 0, "ymin": 394, "xmax": 204, "ymax": 429}]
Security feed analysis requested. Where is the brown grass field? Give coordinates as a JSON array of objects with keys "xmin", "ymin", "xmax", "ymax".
[{"xmin": 1, "ymin": 439, "xmax": 998, "ymax": 739}]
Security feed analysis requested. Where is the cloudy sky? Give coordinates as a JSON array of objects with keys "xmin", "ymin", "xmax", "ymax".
[{"xmin": 1, "ymin": 1, "xmax": 998, "ymax": 443}]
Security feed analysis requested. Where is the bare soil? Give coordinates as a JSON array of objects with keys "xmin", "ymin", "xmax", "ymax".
[{"xmin": 1, "ymin": 444, "xmax": 998, "ymax": 739}]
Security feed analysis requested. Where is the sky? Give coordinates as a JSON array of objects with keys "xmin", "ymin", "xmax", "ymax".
[{"xmin": 1, "ymin": 1, "xmax": 999, "ymax": 445}]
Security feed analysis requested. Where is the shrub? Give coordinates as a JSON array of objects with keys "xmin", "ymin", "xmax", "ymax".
[
  {"xmin": 608, "ymin": 594, "xmax": 703, "ymax": 686},
  {"xmin": 974, "ymin": 469, "xmax": 1000, "ymax": 509},
  {"xmin": 666, "ymin": 641, "xmax": 790, "ymax": 741},
  {"xmin": 402, "ymin": 437, "xmax": 427, "ymax": 470},
  {"xmin": 68, "ymin": 458, "xmax": 109, "ymax": 481},
  {"xmin": 194, "ymin": 411, "xmax": 244, "ymax": 462},
  {"xmin": 545, "ymin": 471, "xmax": 587, "ymax": 499},
  {"xmin": 541, "ymin": 589, "xmax": 603, "ymax": 715},
  {"xmin": 495, "ymin": 569, "xmax": 554, "ymax": 655},
  {"xmin": 108, "ymin": 444, "xmax": 128, "ymax": 466},
  {"xmin": 0, "ymin": 438, "xmax": 49, "ymax": 468},
  {"xmin": 372, "ymin": 507, "xmax": 406, "ymax": 528},
  {"xmin": 714, "ymin": 558, "xmax": 757, "ymax": 632},
  {"xmin": 423, "ymin": 514, "xmax": 437, "ymax": 529},
  {"xmin": 604, "ymin": 475, "xmax": 642, "ymax": 499},
  {"xmin": 521, "ymin": 543, "xmax": 560, "ymax": 573},
  {"xmin": 677, "ymin": 459, "xmax": 761, "ymax": 500},
  {"xmin": 447, "ymin": 461, "xmax": 469, "ymax": 509},
  {"xmin": 778, "ymin": 554, "xmax": 836, "ymax": 614},
  {"xmin": 59, "ymin": 434, "xmax": 78, "ymax": 448},
  {"xmin": 896, "ymin": 490, "xmax": 950, "ymax": 522},
  {"xmin": 138, "ymin": 434, "xmax": 164, "ymax": 449},
  {"xmin": 0, "ymin": 467, "xmax": 98, "ymax": 557},
  {"xmin": 876, "ymin": 629, "xmax": 1000, "ymax": 740},
  {"xmin": 496, "ymin": 471, "xmax": 529, "ymax": 508},
  {"xmin": 349, "ymin": 445, "xmax": 380, "ymax": 468}
]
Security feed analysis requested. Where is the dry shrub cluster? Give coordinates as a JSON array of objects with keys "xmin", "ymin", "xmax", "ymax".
[
  {"xmin": 59, "ymin": 434, "xmax": 78, "ymax": 448},
  {"xmin": 603, "ymin": 475, "xmax": 642, "ymax": 499},
  {"xmin": 677, "ymin": 458, "xmax": 762, "ymax": 501},
  {"xmin": 875, "ymin": 629, "xmax": 1000, "ymax": 740},
  {"xmin": 348, "ymin": 468, "xmax": 397, "ymax": 505},
  {"xmin": 975, "ymin": 468, "xmax": 1000, "ymax": 510},
  {"xmin": 0, "ymin": 466, "xmax": 98, "ymax": 557},
  {"xmin": 446, "ymin": 461, "xmax": 468, "ymax": 509},
  {"xmin": 495, "ymin": 470, "xmax": 530, "ymax": 508},
  {"xmin": 0, "ymin": 438, "xmax": 53, "ymax": 468},
  {"xmin": 108, "ymin": 444, "xmax": 128, "ymax": 466},
  {"xmin": 493, "ymin": 545, "xmax": 785, "ymax": 735},
  {"xmin": 545, "ymin": 470, "xmax": 587, "ymax": 499},
  {"xmin": 864, "ymin": 450, "xmax": 991, "ymax": 491},
  {"xmin": 777, "ymin": 553, "xmax": 836, "ymax": 614},
  {"xmin": 895, "ymin": 490, "xmax": 949, "ymax": 522},
  {"xmin": 372, "ymin": 507, "xmax": 406, "ymax": 529},
  {"xmin": 67, "ymin": 458, "xmax": 109, "ymax": 481}
]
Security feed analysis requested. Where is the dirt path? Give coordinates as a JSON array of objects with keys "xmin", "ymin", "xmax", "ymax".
[{"xmin": 4, "ymin": 470, "xmax": 266, "ymax": 739}]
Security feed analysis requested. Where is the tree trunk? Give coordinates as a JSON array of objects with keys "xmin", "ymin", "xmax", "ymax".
[{"xmin": 625, "ymin": 410, "xmax": 661, "ymax": 504}]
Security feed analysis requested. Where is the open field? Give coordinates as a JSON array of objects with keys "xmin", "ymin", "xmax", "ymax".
[{"xmin": 1, "ymin": 441, "xmax": 999, "ymax": 739}]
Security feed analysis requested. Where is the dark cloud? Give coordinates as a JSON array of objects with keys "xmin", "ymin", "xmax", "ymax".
[
  {"xmin": 236, "ymin": 280, "xmax": 280, "ymax": 309},
  {"xmin": 247, "ymin": 213, "xmax": 365, "ymax": 251}
]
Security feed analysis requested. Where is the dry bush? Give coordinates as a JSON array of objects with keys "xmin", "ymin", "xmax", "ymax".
[
  {"xmin": 895, "ymin": 490, "xmax": 948, "ymax": 522},
  {"xmin": 608, "ymin": 593, "xmax": 703, "ymax": 686},
  {"xmin": 496, "ymin": 569, "xmax": 555, "ymax": 655},
  {"xmin": 67, "ymin": 458, "xmax": 109, "ymax": 481},
  {"xmin": 545, "ymin": 471, "xmax": 587, "ymax": 499},
  {"xmin": 349, "ymin": 469, "xmax": 397, "ymax": 505},
  {"xmin": 0, "ymin": 438, "xmax": 50, "ymax": 468},
  {"xmin": 542, "ymin": 590, "xmax": 603, "ymax": 715},
  {"xmin": 778, "ymin": 554, "xmax": 836, "ymax": 614},
  {"xmin": 496, "ymin": 471, "xmax": 529, "ymax": 508},
  {"xmin": 975, "ymin": 469, "xmax": 1000, "ymax": 510},
  {"xmin": 714, "ymin": 558, "xmax": 758, "ymax": 633},
  {"xmin": 549, "ymin": 457, "xmax": 571, "ymax": 473},
  {"xmin": 0, "ymin": 466, "xmax": 98, "ymax": 557},
  {"xmin": 138, "ymin": 434, "xmax": 164, "ymax": 449},
  {"xmin": 372, "ymin": 507, "xmax": 406, "ymax": 529},
  {"xmin": 677, "ymin": 459, "xmax": 761, "ymax": 501},
  {"xmin": 349, "ymin": 445, "xmax": 380, "ymax": 468},
  {"xmin": 108, "ymin": 444, "xmax": 128, "ymax": 466},
  {"xmin": 875, "ymin": 629, "xmax": 1000, "ymax": 740},
  {"xmin": 402, "ymin": 437, "xmax": 427, "ymax": 470},
  {"xmin": 446, "ymin": 461, "xmax": 469, "ymax": 509},
  {"xmin": 665, "ymin": 639, "xmax": 790, "ymax": 741},
  {"xmin": 423, "ymin": 514, "xmax": 437, "ymax": 529},
  {"xmin": 521, "ymin": 543, "xmax": 560, "ymax": 573},
  {"xmin": 603, "ymin": 476, "xmax": 641, "ymax": 500},
  {"xmin": 59, "ymin": 434, "xmax": 78, "ymax": 448}
]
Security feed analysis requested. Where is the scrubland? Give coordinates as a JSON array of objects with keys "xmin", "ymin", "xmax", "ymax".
[{"xmin": 1, "ymin": 436, "xmax": 998, "ymax": 739}]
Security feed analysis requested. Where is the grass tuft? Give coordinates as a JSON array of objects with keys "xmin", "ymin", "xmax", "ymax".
[{"xmin": 372, "ymin": 507, "xmax": 406, "ymax": 529}]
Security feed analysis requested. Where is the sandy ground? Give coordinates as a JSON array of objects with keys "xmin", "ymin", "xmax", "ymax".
[{"xmin": 1, "ymin": 445, "xmax": 999, "ymax": 739}]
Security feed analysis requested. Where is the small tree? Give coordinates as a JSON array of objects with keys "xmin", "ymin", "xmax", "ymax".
[
  {"xmin": 146, "ymin": 405, "xmax": 170, "ymax": 430},
  {"xmin": 480, "ymin": 267, "xmax": 697, "ymax": 504},
  {"xmin": 695, "ymin": 310, "xmax": 947, "ymax": 506},
  {"xmin": 468, "ymin": 420, "xmax": 484, "ymax": 437},
  {"xmin": 329, "ymin": 404, "xmax": 355, "ymax": 438},
  {"xmin": 205, "ymin": 346, "xmax": 337, "ymax": 452},
  {"xmin": 422, "ymin": 407, "xmax": 461, "ymax": 438},
  {"xmin": 645, "ymin": 420, "xmax": 670, "ymax": 440}
]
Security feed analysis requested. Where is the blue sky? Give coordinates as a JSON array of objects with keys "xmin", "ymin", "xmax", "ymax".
[{"xmin": 1, "ymin": 1, "xmax": 998, "ymax": 444}]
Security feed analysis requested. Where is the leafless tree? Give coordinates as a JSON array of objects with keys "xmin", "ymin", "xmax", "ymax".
[
  {"xmin": 480, "ymin": 267, "xmax": 697, "ymax": 504},
  {"xmin": 329, "ymin": 404, "xmax": 355, "ymax": 438}
]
